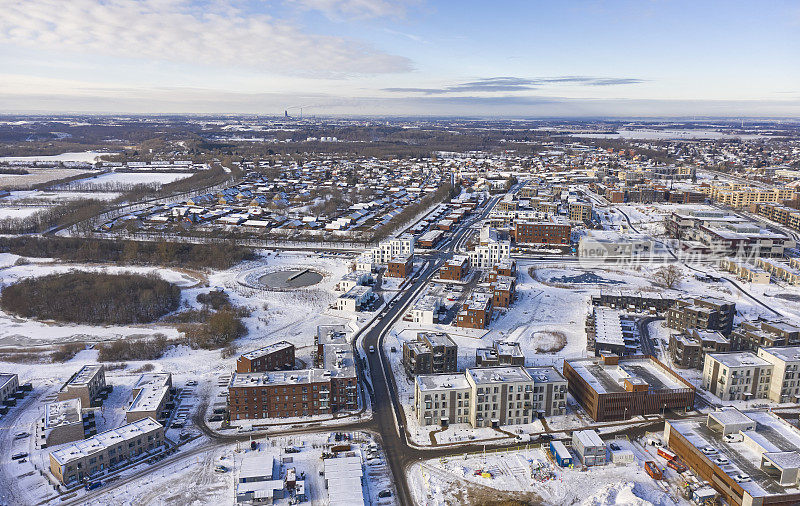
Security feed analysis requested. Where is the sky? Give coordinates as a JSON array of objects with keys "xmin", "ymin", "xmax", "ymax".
[{"xmin": 1, "ymin": 0, "xmax": 799, "ymax": 117}]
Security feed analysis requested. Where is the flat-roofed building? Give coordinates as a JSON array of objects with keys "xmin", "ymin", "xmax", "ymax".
[
  {"xmin": 586, "ymin": 307, "xmax": 640, "ymax": 357},
  {"xmin": 49, "ymin": 417, "xmax": 165, "ymax": 486},
  {"xmin": 526, "ymin": 366, "xmax": 568, "ymax": 416},
  {"xmin": 513, "ymin": 218, "xmax": 571, "ymax": 245},
  {"xmin": 563, "ymin": 354, "xmax": 695, "ymax": 422},
  {"xmin": 756, "ymin": 346, "xmax": 800, "ymax": 403},
  {"xmin": 455, "ymin": 292, "xmax": 493, "ymax": 329},
  {"xmin": 126, "ymin": 376, "xmax": 171, "ymax": 424},
  {"xmin": 572, "ymin": 429, "xmax": 607, "ymax": 467},
  {"xmin": 386, "ymin": 254, "xmax": 413, "ymax": 278},
  {"xmin": 228, "ymin": 326, "xmax": 357, "ymax": 421},
  {"xmin": 324, "ymin": 454, "xmax": 365, "ymax": 506},
  {"xmin": 439, "ymin": 255, "xmax": 469, "ymax": 281},
  {"xmin": 591, "ymin": 289, "xmax": 676, "ymax": 312},
  {"xmin": 0, "ymin": 373, "xmax": 18, "ymax": 405},
  {"xmin": 731, "ymin": 319, "xmax": 800, "ymax": 351},
  {"xmin": 666, "ymin": 297, "xmax": 736, "ymax": 335},
  {"xmin": 669, "ymin": 329, "xmax": 730, "ymax": 369},
  {"xmin": 702, "ymin": 352, "xmax": 773, "ymax": 401},
  {"xmin": 664, "ymin": 409, "xmax": 800, "ymax": 505},
  {"xmin": 414, "ymin": 373, "xmax": 472, "ymax": 426},
  {"xmin": 370, "ymin": 235, "xmax": 414, "ymax": 264},
  {"xmin": 467, "ymin": 367, "xmax": 536, "ymax": 427},
  {"xmin": 405, "ymin": 295, "xmax": 441, "ymax": 325},
  {"xmin": 236, "ymin": 342, "xmax": 295, "ymax": 373},
  {"xmin": 720, "ymin": 258, "xmax": 772, "ymax": 284},
  {"xmin": 490, "ymin": 276, "xmax": 516, "ymax": 308},
  {"xmin": 57, "ymin": 365, "xmax": 106, "ymax": 409},
  {"xmin": 403, "ymin": 332, "xmax": 458, "ymax": 376},
  {"xmin": 335, "ymin": 285, "xmax": 374, "ymax": 312},
  {"xmin": 38, "ymin": 399, "xmax": 85, "ymax": 448},
  {"xmin": 417, "ymin": 229, "xmax": 443, "ymax": 249},
  {"xmin": 475, "ymin": 341, "xmax": 524, "ymax": 368}
]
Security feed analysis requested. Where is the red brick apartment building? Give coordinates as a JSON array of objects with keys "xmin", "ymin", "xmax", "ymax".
[
  {"xmin": 236, "ymin": 341, "xmax": 295, "ymax": 373},
  {"xmin": 563, "ymin": 354, "xmax": 695, "ymax": 422},
  {"xmin": 455, "ymin": 292, "xmax": 493, "ymax": 329},
  {"xmin": 491, "ymin": 276, "xmax": 516, "ymax": 308},
  {"xmin": 386, "ymin": 255, "xmax": 413, "ymax": 278},
  {"xmin": 439, "ymin": 255, "xmax": 469, "ymax": 281},
  {"xmin": 486, "ymin": 259, "xmax": 516, "ymax": 282},
  {"xmin": 513, "ymin": 220, "xmax": 571, "ymax": 245},
  {"xmin": 229, "ymin": 327, "xmax": 357, "ymax": 420}
]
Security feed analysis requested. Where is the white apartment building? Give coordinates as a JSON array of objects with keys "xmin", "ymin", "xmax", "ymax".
[
  {"xmin": 413, "ymin": 366, "xmax": 567, "ymax": 428},
  {"xmin": 757, "ymin": 346, "xmax": 800, "ymax": 403},
  {"xmin": 370, "ymin": 234, "xmax": 414, "ymax": 265},
  {"xmin": 467, "ymin": 367, "xmax": 535, "ymax": 427},
  {"xmin": 469, "ymin": 228, "xmax": 511, "ymax": 269},
  {"xmin": 702, "ymin": 352, "xmax": 773, "ymax": 401},
  {"xmin": 414, "ymin": 373, "xmax": 472, "ymax": 426},
  {"xmin": 407, "ymin": 295, "xmax": 442, "ymax": 325}
]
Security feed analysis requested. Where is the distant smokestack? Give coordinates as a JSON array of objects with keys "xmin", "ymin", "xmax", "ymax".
[{"xmin": 284, "ymin": 110, "xmax": 288, "ymax": 118}]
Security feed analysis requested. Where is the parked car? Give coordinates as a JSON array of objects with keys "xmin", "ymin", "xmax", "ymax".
[
  {"xmin": 85, "ymin": 481, "xmax": 102, "ymax": 491},
  {"xmin": 285, "ymin": 447, "xmax": 301, "ymax": 454},
  {"xmin": 11, "ymin": 452, "xmax": 27, "ymax": 460},
  {"xmin": 186, "ymin": 380, "xmax": 198, "ymax": 387},
  {"xmin": 14, "ymin": 432, "xmax": 30, "ymax": 439},
  {"xmin": 369, "ymin": 346, "xmax": 375, "ymax": 353},
  {"xmin": 214, "ymin": 465, "xmax": 228, "ymax": 474},
  {"xmin": 378, "ymin": 490, "xmax": 392, "ymax": 498}
]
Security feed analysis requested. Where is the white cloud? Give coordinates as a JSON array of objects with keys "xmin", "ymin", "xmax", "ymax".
[
  {"xmin": 0, "ymin": 0, "xmax": 412, "ymax": 76},
  {"xmin": 285, "ymin": 0, "xmax": 415, "ymax": 19}
]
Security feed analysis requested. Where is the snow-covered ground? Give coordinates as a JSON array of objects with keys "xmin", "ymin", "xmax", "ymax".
[
  {"xmin": 0, "ymin": 206, "xmax": 48, "ymax": 219},
  {"xmin": 74, "ymin": 171, "xmax": 194, "ymax": 186},
  {"xmin": 2, "ymin": 190, "xmax": 122, "ymax": 202},
  {"xmin": 409, "ymin": 435, "xmax": 691, "ymax": 506},
  {"xmin": 0, "ymin": 151, "xmax": 117, "ymax": 163}
]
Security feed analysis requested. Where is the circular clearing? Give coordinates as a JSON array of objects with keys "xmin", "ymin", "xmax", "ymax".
[{"xmin": 258, "ymin": 269, "xmax": 323, "ymax": 289}]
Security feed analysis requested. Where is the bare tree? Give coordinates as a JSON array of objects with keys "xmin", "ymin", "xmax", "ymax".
[{"xmin": 653, "ymin": 264, "xmax": 682, "ymax": 289}]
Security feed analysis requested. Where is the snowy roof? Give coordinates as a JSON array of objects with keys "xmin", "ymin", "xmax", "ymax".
[
  {"xmin": 44, "ymin": 398, "xmax": 82, "ymax": 430},
  {"xmin": 567, "ymin": 357, "xmax": 686, "ymax": 394},
  {"xmin": 239, "ymin": 450, "xmax": 278, "ymax": 480},
  {"xmin": 0, "ymin": 373, "xmax": 16, "ymax": 389},
  {"xmin": 132, "ymin": 373, "xmax": 171, "ymax": 393},
  {"xmin": 240, "ymin": 341, "xmax": 294, "ymax": 360},
  {"xmin": 574, "ymin": 429, "xmax": 604, "ymax": 448},
  {"xmin": 467, "ymin": 366, "xmax": 533, "ymax": 385},
  {"xmin": 416, "ymin": 373, "xmax": 470, "ymax": 392},
  {"xmin": 50, "ymin": 418, "xmax": 162, "ymax": 466},
  {"xmin": 759, "ymin": 346, "xmax": 800, "ymax": 364},
  {"xmin": 525, "ymin": 366, "xmax": 566, "ymax": 385},
  {"xmin": 593, "ymin": 308, "xmax": 625, "ymax": 346},
  {"xmin": 128, "ymin": 386, "xmax": 169, "ymax": 414},
  {"xmin": 324, "ymin": 456, "xmax": 364, "ymax": 506},
  {"xmin": 708, "ymin": 407, "xmax": 754, "ymax": 428},
  {"xmin": 707, "ymin": 351, "xmax": 771, "ymax": 369},
  {"xmin": 669, "ymin": 411, "xmax": 800, "ymax": 498},
  {"xmin": 67, "ymin": 365, "xmax": 103, "ymax": 386}
]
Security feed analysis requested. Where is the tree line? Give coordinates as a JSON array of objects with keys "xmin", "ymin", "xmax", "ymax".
[
  {"xmin": 0, "ymin": 236, "xmax": 255, "ymax": 270},
  {"xmin": 0, "ymin": 272, "xmax": 181, "ymax": 325}
]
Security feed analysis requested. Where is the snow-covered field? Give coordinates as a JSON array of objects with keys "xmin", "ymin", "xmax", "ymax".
[
  {"xmin": 0, "ymin": 151, "xmax": 116, "ymax": 163},
  {"xmin": 82, "ymin": 171, "xmax": 194, "ymax": 185},
  {"xmin": 0, "ymin": 206, "xmax": 48, "ymax": 219},
  {"xmin": 0, "ymin": 168, "xmax": 93, "ymax": 189},
  {"xmin": 3, "ymin": 190, "xmax": 121, "ymax": 202}
]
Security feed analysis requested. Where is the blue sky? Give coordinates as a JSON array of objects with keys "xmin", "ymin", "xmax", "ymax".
[{"xmin": 1, "ymin": 0, "xmax": 798, "ymax": 116}]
